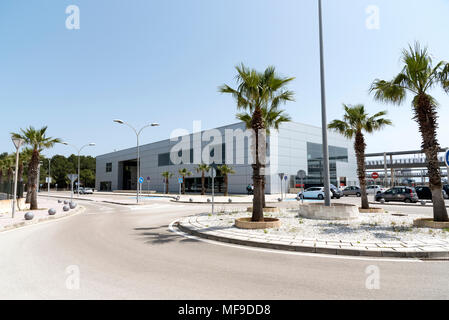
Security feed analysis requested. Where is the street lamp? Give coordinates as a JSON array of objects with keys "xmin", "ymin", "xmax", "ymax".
[
  {"xmin": 113, "ymin": 119, "xmax": 159, "ymax": 204},
  {"xmin": 62, "ymin": 142, "xmax": 96, "ymax": 197},
  {"xmin": 318, "ymin": 0, "xmax": 331, "ymax": 206},
  {"xmin": 11, "ymin": 137, "xmax": 24, "ymax": 219}
]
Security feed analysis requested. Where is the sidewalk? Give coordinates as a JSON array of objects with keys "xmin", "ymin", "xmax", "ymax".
[{"xmin": 0, "ymin": 197, "xmax": 83, "ymax": 232}]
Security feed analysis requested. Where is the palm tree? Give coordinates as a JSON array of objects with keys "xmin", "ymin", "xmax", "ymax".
[
  {"xmin": 370, "ymin": 43, "xmax": 449, "ymax": 222},
  {"xmin": 161, "ymin": 171, "xmax": 173, "ymax": 194},
  {"xmin": 329, "ymin": 104, "xmax": 392, "ymax": 209},
  {"xmin": 195, "ymin": 164, "xmax": 210, "ymax": 195},
  {"xmin": 217, "ymin": 165, "xmax": 235, "ymax": 196},
  {"xmin": 237, "ymin": 104, "xmax": 292, "ymax": 207},
  {"xmin": 11, "ymin": 126, "xmax": 61, "ymax": 210},
  {"xmin": 178, "ymin": 168, "xmax": 192, "ymax": 194},
  {"xmin": 219, "ymin": 64, "xmax": 295, "ymax": 221}
]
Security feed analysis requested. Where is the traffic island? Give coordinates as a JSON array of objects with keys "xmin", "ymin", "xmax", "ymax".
[
  {"xmin": 235, "ymin": 217, "xmax": 280, "ymax": 230},
  {"xmin": 176, "ymin": 210, "xmax": 449, "ymax": 258}
]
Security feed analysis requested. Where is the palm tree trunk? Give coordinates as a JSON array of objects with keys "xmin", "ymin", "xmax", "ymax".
[
  {"xmin": 181, "ymin": 178, "xmax": 185, "ymax": 194},
  {"xmin": 165, "ymin": 177, "xmax": 169, "ymax": 194},
  {"xmin": 29, "ymin": 149, "xmax": 40, "ymax": 210},
  {"xmin": 251, "ymin": 106, "xmax": 265, "ymax": 222},
  {"xmin": 201, "ymin": 172, "xmax": 205, "ymax": 195},
  {"xmin": 415, "ymin": 94, "xmax": 448, "ymax": 221},
  {"xmin": 355, "ymin": 131, "xmax": 369, "ymax": 209},
  {"xmin": 224, "ymin": 174, "xmax": 228, "ymax": 196},
  {"xmin": 262, "ymin": 177, "xmax": 266, "ymax": 208}
]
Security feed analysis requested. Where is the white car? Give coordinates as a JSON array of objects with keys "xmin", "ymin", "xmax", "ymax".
[
  {"xmin": 366, "ymin": 185, "xmax": 387, "ymax": 195},
  {"xmin": 298, "ymin": 187, "xmax": 325, "ymax": 200}
]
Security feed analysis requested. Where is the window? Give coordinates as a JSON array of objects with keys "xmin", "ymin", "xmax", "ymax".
[{"xmin": 106, "ymin": 163, "xmax": 112, "ymax": 172}]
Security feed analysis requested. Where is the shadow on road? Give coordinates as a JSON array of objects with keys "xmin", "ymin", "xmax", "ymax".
[{"xmin": 133, "ymin": 226, "xmax": 200, "ymax": 245}]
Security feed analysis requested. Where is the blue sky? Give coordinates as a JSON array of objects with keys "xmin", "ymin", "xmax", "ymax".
[{"xmin": 1, "ymin": 0, "xmax": 448, "ymax": 158}]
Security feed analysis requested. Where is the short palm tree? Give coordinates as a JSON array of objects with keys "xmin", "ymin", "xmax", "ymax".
[
  {"xmin": 195, "ymin": 164, "xmax": 210, "ymax": 195},
  {"xmin": 219, "ymin": 64, "xmax": 295, "ymax": 221},
  {"xmin": 329, "ymin": 104, "xmax": 392, "ymax": 209},
  {"xmin": 178, "ymin": 168, "xmax": 192, "ymax": 194},
  {"xmin": 11, "ymin": 126, "xmax": 61, "ymax": 210},
  {"xmin": 217, "ymin": 165, "xmax": 235, "ymax": 196},
  {"xmin": 161, "ymin": 171, "xmax": 173, "ymax": 194},
  {"xmin": 370, "ymin": 43, "xmax": 449, "ymax": 222}
]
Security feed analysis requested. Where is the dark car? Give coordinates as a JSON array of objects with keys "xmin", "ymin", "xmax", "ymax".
[
  {"xmin": 330, "ymin": 184, "xmax": 342, "ymax": 199},
  {"xmin": 415, "ymin": 186, "xmax": 448, "ymax": 200},
  {"xmin": 443, "ymin": 184, "xmax": 449, "ymax": 197},
  {"xmin": 375, "ymin": 186, "xmax": 419, "ymax": 203}
]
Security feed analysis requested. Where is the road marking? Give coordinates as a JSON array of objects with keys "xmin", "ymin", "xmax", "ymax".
[{"xmin": 168, "ymin": 220, "xmax": 425, "ymax": 263}]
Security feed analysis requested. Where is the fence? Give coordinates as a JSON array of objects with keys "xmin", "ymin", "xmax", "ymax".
[{"xmin": 0, "ymin": 181, "xmax": 24, "ymax": 201}]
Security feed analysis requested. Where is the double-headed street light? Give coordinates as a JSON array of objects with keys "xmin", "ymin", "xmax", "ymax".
[
  {"xmin": 113, "ymin": 119, "xmax": 159, "ymax": 204},
  {"xmin": 62, "ymin": 142, "xmax": 96, "ymax": 197},
  {"xmin": 11, "ymin": 137, "xmax": 24, "ymax": 218}
]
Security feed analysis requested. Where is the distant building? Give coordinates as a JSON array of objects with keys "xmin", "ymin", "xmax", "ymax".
[{"xmin": 95, "ymin": 121, "xmax": 358, "ymax": 194}]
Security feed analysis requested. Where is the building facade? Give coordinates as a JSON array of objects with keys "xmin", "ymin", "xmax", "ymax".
[{"xmin": 95, "ymin": 121, "xmax": 358, "ymax": 194}]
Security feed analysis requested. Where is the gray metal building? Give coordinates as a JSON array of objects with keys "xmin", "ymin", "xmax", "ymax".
[{"xmin": 95, "ymin": 121, "xmax": 358, "ymax": 194}]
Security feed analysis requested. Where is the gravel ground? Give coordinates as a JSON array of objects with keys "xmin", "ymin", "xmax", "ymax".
[{"xmin": 212, "ymin": 208, "xmax": 449, "ymax": 242}]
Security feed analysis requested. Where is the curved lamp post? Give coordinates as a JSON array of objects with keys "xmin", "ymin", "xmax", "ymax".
[
  {"xmin": 113, "ymin": 119, "xmax": 159, "ymax": 204},
  {"xmin": 11, "ymin": 137, "xmax": 24, "ymax": 218},
  {"xmin": 62, "ymin": 142, "xmax": 96, "ymax": 197}
]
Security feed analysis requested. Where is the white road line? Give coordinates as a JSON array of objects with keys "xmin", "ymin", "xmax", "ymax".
[{"xmin": 168, "ymin": 220, "xmax": 425, "ymax": 263}]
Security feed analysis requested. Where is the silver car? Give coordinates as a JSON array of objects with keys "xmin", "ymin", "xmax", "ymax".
[{"xmin": 342, "ymin": 186, "xmax": 362, "ymax": 197}]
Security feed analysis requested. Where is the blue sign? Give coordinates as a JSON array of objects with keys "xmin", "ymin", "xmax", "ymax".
[
  {"xmin": 284, "ymin": 175, "xmax": 288, "ymax": 181},
  {"xmin": 178, "ymin": 178, "xmax": 183, "ymax": 184},
  {"xmin": 138, "ymin": 177, "xmax": 144, "ymax": 184},
  {"xmin": 147, "ymin": 176, "xmax": 151, "ymax": 181},
  {"xmin": 445, "ymin": 149, "xmax": 449, "ymax": 167}
]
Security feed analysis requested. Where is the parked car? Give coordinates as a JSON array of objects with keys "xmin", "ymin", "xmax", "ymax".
[
  {"xmin": 443, "ymin": 185, "xmax": 449, "ymax": 198},
  {"xmin": 366, "ymin": 185, "xmax": 387, "ymax": 195},
  {"xmin": 342, "ymin": 186, "xmax": 362, "ymax": 197},
  {"xmin": 76, "ymin": 187, "xmax": 94, "ymax": 195},
  {"xmin": 415, "ymin": 186, "xmax": 448, "ymax": 200},
  {"xmin": 330, "ymin": 184, "xmax": 342, "ymax": 199},
  {"xmin": 375, "ymin": 186, "xmax": 419, "ymax": 203},
  {"xmin": 298, "ymin": 187, "xmax": 325, "ymax": 200}
]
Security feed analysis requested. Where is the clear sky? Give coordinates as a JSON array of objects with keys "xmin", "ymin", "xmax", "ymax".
[{"xmin": 1, "ymin": 0, "xmax": 448, "ymax": 158}]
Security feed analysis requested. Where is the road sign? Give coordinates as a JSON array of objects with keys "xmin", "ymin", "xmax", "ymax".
[
  {"xmin": 297, "ymin": 170, "xmax": 306, "ymax": 179},
  {"xmin": 147, "ymin": 176, "xmax": 151, "ymax": 181},
  {"xmin": 67, "ymin": 174, "xmax": 78, "ymax": 182},
  {"xmin": 284, "ymin": 175, "xmax": 288, "ymax": 181},
  {"xmin": 139, "ymin": 177, "xmax": 144, "ymax": 184},
  {"xmin": 372, "ymin": 172, "xmax": 379, "ymax": 179},
  {"xmin": 178, "ymin": 178, "xmax": 183, "ymax": 184},
  {"xmin": 45, "ymin": 177, "xmax": 52, "ymax": 183},
  {"xmin": 445, "ymin": 149, "xmax": 449, "ymax": 167}
]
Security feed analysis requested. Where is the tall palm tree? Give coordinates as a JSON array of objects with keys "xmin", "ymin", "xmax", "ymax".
[
  {"xmin": 370, "ymin": 43, "xmax": 449, "ymax": 222},
  {"xmin": 237, "ymin": 104, "xmax": 292, "ymax": 207},
  {"xmin": 195, "ymin": 164, "xmax": 210, "ymax": 195},
  {"xmin": 161, "ymin": 171, "xmax": 173, "ymax": 194},
  {"xmin": 219, "ymin": 64, "xmax": 295, "ymax": 221},
  {"xmin": 329, "ymin": 104, "xmax": 392, "ymax": 209},
  {"xmin": 217, "ymin": 165, "xmax": 235, "ymax": 196},
  {"xmin": 11, "ymin": 126, "xmax": 61, "ymax": 210},
  {"xmin": 178, "ymin": 168, "xmax": 192, "ymax": 194}
]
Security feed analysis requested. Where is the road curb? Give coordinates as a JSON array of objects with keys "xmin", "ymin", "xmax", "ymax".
[{"xmin": 176, "ymin": 221, "xmax": 449, "ymax": 259}]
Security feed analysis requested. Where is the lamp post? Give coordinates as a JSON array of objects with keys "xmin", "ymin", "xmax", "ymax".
[
  {"xmin": 47, "ymin": 158, "xmax": 51, "ymax": 197},
  {"xmin": 318, "ymin": 0, "xmax": 331, "ymax": 206},
  {"xmin": 62, "ymin": 142, "xmax": 96, "ymax": 197},
  {"xmin": 37, "ymin": 161, "xmax": 43, "ymax": 193},
  {"xmin": 11, "ymin": 137, "xmax": 24, "ymax": 219},
  {"xmin": 113, "ymin": 120, "xmax": 159, "ymax": 204}
]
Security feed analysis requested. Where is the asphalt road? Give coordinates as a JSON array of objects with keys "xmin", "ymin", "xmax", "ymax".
[{"xmin": 0, "ymin": 197, "xmax": 448, "ymax": 299}]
